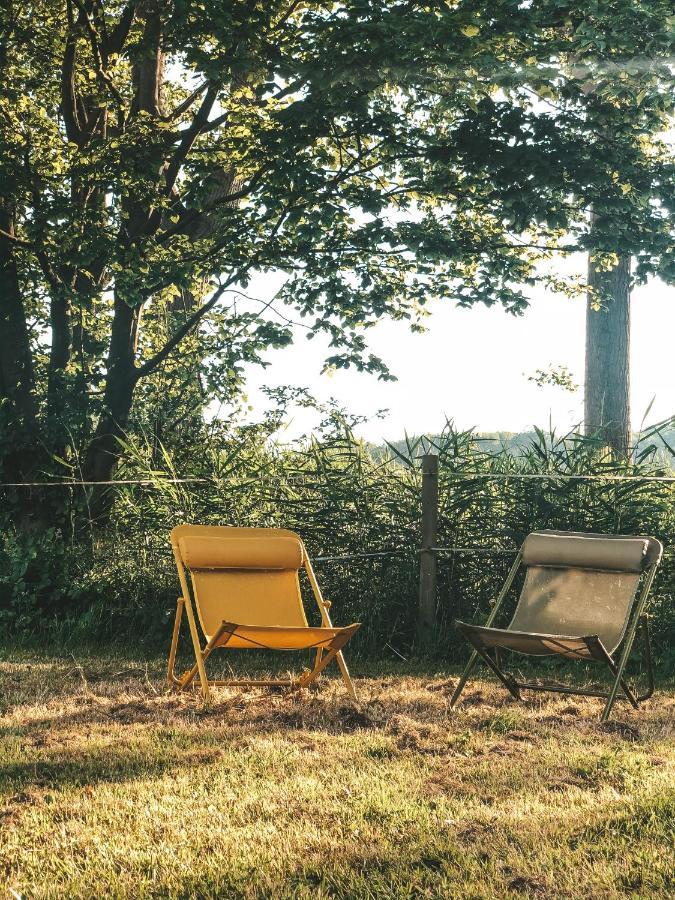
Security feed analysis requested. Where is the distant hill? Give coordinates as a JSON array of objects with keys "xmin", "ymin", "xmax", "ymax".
[{"xmin": 378, "ymin": 424, "xmax": 675, "ymax": 467}]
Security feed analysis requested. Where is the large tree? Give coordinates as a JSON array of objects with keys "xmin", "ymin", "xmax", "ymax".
[
  {"xmin": 1, "ymin": 1, "xmax": 672, "ymax": 520},
  {"xmin": 576, "ymin": 3, "xmax": 674, "ymax": 455},
  {"xmin": 585, "ymin": 248, "xmax": 632, "ymax": 456}
]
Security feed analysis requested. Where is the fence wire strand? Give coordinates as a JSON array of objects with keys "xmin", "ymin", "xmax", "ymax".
[
  {"xmin": 1, "ymin": 472, "xmax": 675, "ymax": 487},
  {"xmin": 1, "ymin": 470, "xmax": 671, "ymax": 563}
]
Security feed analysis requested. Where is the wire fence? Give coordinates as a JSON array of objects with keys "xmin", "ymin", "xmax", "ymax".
[
  {"xmin": 2, "ymin": 469, "xmax": 674, "ymax": 573},
  {"xmin": 1, "ymin": 458, "xmax": 673, "ymax": 654},
  {"xmin": 3, "ymin": 471, "xmax": 675, "ymax": 487}
]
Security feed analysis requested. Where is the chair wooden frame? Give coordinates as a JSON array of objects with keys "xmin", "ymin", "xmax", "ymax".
[
  {"xmin": 167, "ymin": 528, "xmax": 359, "ymax": 701},
  {"xmin": 450, "ymin": 536, "xmax": 662, "ymax": 722}
]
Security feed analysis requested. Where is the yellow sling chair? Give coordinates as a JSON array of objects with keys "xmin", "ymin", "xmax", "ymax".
[{"xmin": 168, "ymin": 525, "xmax": 360, "ymax": 700}]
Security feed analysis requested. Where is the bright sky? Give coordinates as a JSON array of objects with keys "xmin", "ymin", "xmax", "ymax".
[{"xmin": 236, "ymin": 258, "xmax": 675, "ymax": 443}]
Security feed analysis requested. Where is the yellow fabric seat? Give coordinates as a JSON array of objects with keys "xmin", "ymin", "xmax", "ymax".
[{"xmin": 167, "ymin": 524, "xmax": 360, "ymax": 700}]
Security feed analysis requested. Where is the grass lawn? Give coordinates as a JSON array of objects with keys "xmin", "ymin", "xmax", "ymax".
[{"xmin": 1, "ymin": 652, "xmax": 673, "ymax": 898}]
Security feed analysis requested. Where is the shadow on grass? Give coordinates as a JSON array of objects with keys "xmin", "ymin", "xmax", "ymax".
[
  {"xmin": 3, "ymin": 667, "xmax": 674, "ymax": 734},
  {"xmin": 0, "ymin": 744, "xmax": 196, "ymax": 792}
]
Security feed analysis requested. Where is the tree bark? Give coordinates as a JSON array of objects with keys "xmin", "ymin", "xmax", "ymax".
[
  {"xmin": 0, "ymin": 202, "xmax": 39, "ymax": 481},
  {"xmin": 584, "ymin": 252, "xmax": 631, "ymax": 457},
  {"xmin": 82, "ymin": 292, "xmax": 141, "ymax": 516},
  {"xmin": 80, "ymin": 3, "xmax": 164, "ymax": 505}
]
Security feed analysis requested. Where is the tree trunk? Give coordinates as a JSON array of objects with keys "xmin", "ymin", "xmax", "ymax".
[
  {"xmin": 82, "ymin": 293, "xmax": 141, "ymax": 516},
  {"xmin": 79, "ymin": 4, "xmax": 164, "ymax": 513},
  {"xmin": 0, "ymin": 202, "xmax": 39, "ymax": 481},
  {"xmin": 584, "ymin": 253, "xmax": 631, "ymax": 457}
]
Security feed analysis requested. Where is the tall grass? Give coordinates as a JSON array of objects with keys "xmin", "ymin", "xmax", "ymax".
[{"xmin": 1, "ymin": 418, "xmax": 673, "ymax": 665}]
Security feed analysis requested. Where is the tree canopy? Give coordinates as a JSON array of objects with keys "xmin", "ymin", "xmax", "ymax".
[{"xmin": 0, "ymin": 0, "xmax": 672, "ymax": 511}]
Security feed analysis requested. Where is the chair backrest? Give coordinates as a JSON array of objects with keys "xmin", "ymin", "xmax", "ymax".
[
  {"xmin": 171, "ymin": 525, "xmax": 308, "ymax": 641},
  {"xmin": 509, "ymin": 530, "xmax": 663, "ymax": 653}
]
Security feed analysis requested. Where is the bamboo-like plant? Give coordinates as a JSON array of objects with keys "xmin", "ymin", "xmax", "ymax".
[{"xmin": 1, "ymin": 415, "xmax": 672, "ymax": 664}]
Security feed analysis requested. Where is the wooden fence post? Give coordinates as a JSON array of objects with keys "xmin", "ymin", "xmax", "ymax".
[{"xmin": 418, "ymin": 453, "xmax": 438, "ymax": 644}]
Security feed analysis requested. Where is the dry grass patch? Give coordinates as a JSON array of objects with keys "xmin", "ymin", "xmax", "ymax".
[{"xmin": 1, "ymin": 654, "xmax": 673, "ymax": 898}]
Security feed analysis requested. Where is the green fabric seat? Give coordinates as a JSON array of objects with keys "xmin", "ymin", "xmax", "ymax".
[{"xmin": 451, "ymin": 530, "xmax": 663, "ymax": 722}]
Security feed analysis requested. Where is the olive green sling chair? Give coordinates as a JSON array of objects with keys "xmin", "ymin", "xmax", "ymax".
[
  {"xmin": 168, "ymin": 525, "xmax": 360, "ymax": 701},
  {"xmin": 450, "ymin": 530, "xmax": 663, "ymax": 722}
]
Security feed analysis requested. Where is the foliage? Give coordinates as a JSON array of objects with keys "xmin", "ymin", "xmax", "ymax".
[
  {"xmin": 527, "ymin": 364, "xmax": 579, "ymax": 392},
  {"xmin": 0, "ymin": 529, "xmax": 69, "ymax": 632},
  {"xmin": 1, "ymin": 0, "xmax": 673, "ymax": 501},
  {"xmin": 1, "ymin": 417, "xmax": 673, "ymax": 667}
]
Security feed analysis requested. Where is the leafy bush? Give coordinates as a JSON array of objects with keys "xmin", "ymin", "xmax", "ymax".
[
  {"xmin": 0, "ymin": 529, "xmax": 70, "ymax": 633},
  {"xmin": 1, "ymin": 418, "xmax": 673, "ymax": 666}
]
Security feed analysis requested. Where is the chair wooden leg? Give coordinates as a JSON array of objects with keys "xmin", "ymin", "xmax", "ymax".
[
  {"xmin": 335, "ymin": 650, "xmax": 357, "ymax": 700},
  {"xmin": 177, "ymin": 623, "xmax": 237, "ymax": 695},
  {"xmin": 297, "ymin": 627, "xmax": 359, "ymax": 694},
  {"xmin": 296, "ymin": 647, "xmax": 343, "ymax": 691},
  {"xmin": 167, "ymin": 598, "xmax": 185, "ymax": 688},
  {"xmin": 308, "ymin": 647, "xmax": 357, "ymax": 697},
  {"xmin": 171, "ymin": 619, "xmax": 358, "ymax": 701},
  {"xmin": 179, "ymin": 592, "xmax": 211, "ymax": 701},
  {"xmin": 311, "ymin": 647, "xmax": 324, "ymax": 688}
]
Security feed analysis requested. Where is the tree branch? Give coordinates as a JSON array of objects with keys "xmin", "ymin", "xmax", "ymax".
[
  {"xmin": 163, "ymin": 82, "xmax": 220, "ymax": 194},
  {"xmin": 139, "ymin": 205, "xmax": 292, "ymax": 378},
  {"xmin": 156, "ymin": 162, "xmax": 272, "ymax": 244},
  {"xmin": 135, "ymin": 280, "xmax": 232, "ymax": 378},
  {"xmin": 72, "ymin": 0, "xmax": 126, "ymax": 124},
  {"xmin": 162, "ymin": 80, "xmax": 209, "ymax": 121},
  {"xmin": 103, "ymin": 0, "xmax": 136, "ymax": 55},
  {"xmin": 0, "ymin": 227, "xmax": 32, "ymax": 248},
  {"xmin": 60, "ymin": 0, "xmax": 82, "ymax": 143}
]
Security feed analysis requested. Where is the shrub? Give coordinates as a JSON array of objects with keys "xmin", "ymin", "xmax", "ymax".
[{"xmin": 1, "ymin": 419, "xmax": 673, "ymax": 664}]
